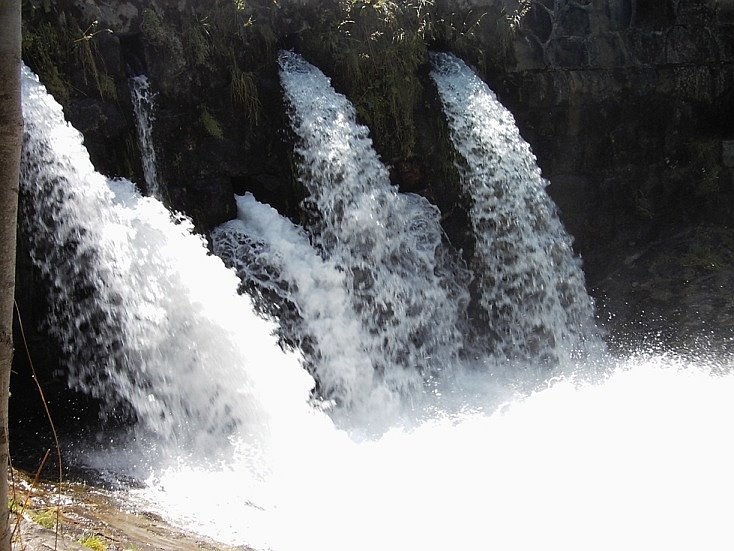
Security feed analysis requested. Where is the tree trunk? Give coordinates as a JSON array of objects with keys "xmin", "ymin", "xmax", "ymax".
[{"xmin": 0, "ymin": 0, "xmax": 22, "ymax": 549}]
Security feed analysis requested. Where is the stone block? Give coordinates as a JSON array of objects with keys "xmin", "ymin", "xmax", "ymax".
[
  {"xmin": 512, "ymin": 34, "xmax": 546, "ymax": 71},
  {"xmin": 625, "ymin": 30, "xmax": 666, "ymax": 65},
  {"xmin": 665, "ymin": 26, "xmax": 718, "ymax": 64},
  {"xmin": 556, "ymin": 4, "xmax": 591, "ymax": 36},
  {"xmin": 672, "ymin": 66, "xmax": 715, "ymax": 100},
  {"xmin": 588, "ymin": 8, "xmax": 610, "ymax": 33},
  {"xmin": 525, "ymin": 3, "xmax": 553, "ymax": 42},
  {"xmin": 633, "ymin": 0, "xmax": 675, "ymax": 29},
  {"xmin": 587, "ymin": 32, "xmax": 628, "ymax": 67},
  {"xmin": 713, "ymin": 25, "xmax": 734, "ymax": 61},
  {"xmin": 722, "ymin": 141, "xmax": 734, "ymax": 167},
  {"xmin": 546, "ymin": 174, "xmax": 590, "ymax": 241},
  {"xmin": 98, "ymin": 1, "xmax": 140, "ymax": 33},
  {"xmin": 546, "ymin": 37, "xmax": 588, "ymax": 67},
  {"xmin": 94, "ymin": 32, "xmax": 124, "ymax": 80},
  {"xmin": 604, "ymin": 0, "xmax": 633, "ymax": 30},
  {"xmin": 718, "ymin": 0, "xmax": 734, "ymax": 24}
]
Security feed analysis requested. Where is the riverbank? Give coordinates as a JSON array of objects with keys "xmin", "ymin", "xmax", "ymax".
[{"xmin": 9, "ymin": 469, "xmax": 243, "ymax": 551}]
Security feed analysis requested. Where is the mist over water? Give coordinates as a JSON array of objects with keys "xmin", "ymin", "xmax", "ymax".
[{"xmin": 18, "ymin": 54, "xmax": 734, "ymax": 551}]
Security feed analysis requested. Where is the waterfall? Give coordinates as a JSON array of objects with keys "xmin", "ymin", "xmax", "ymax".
[
  {"xmin": 430, "ymin": 52, "xmax": 602, "ymax": 364},
  {"xmin": 18, "ymin": 57, "xmax": 734, "ymax": 551},
  {"xmin": 279, "ymin": 51, "xmax": 469, "ymax": 392},
  {"xmin": 20, "ymin": 65, "xmax": 315, "ymax": 456},
  {"xmin": 212, "ymin": 193, "xmax": 399, "ymax": 418},
  {"xmin": 130, "ymin": 75, "xmax": 161, "ymax": 197}
]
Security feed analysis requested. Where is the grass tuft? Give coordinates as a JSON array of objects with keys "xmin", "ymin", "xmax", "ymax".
[
  {"xmin": 200, "ymin": 107, "xmax": 225, "ymax": 139},
  {"xmin": 79, "ymin": 533, "xmax": 108, "ymax": 551}
]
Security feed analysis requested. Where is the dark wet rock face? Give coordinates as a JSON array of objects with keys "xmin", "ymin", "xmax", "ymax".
[
  {"xmin": 596, "ymin": 226, "xmax": 734, "ymax": 354},
  {"xmin": 490, "ymin": 0, "xmax": 734, "ymax": 297}
]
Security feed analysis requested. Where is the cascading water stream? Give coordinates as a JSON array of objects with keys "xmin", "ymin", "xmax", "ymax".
[
  {"xmin": 130, "ymin": 75, "xmax": 161, "ymax": 198},
  {"xmin": 430, "ymin": 52, "xmax": 602, "ymax": 364},
  {"xmin": 19, "ymin": 57, "xmax": 734, "ymax": 551},
  {"xmin": 20, "ymin": 64, "xmax": 316, "ymax": 458},
  {"xmin": 212, "ymin": 193, "xmax": 399, "ymax": 419},
  {"xmin": 279, "ymin": 51, "xmax": 469, "ymax": 392}
]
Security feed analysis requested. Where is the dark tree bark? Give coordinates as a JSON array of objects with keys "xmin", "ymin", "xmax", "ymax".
[{"xmin": 0, "ymin": 0, "xmax": 21, "ymax": 548}]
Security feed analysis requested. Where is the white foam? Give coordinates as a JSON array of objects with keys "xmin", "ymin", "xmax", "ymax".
[{"xmin": 138, "ymin": 356, "xmax": 734, "ymax": 551}]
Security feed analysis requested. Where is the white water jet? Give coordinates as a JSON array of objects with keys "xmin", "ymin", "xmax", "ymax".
[
  {"xmin": 20, "ymin": 65, "xmax": 316, "ymax": 458},
  {"xmin": 212, "ymin": 193, "xmax": 400, "ymax": 420},
  {"xmin": 130, "ymin": 75, "xmax": 161, "ymax": 197},
  {"xmin": 431, "ymin": 52, "xmax": 601, "ymax": 364},
  {"xmin": 279, "ymin": 51, "xmax": 469, "ymax": 392}
]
